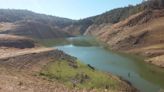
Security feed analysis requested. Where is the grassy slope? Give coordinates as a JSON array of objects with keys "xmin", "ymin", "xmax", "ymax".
[{"xmin": 39, "ymin": 60, "xmax": 131, "ymax": 92}]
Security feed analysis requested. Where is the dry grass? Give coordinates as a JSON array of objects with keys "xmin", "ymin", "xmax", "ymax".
[
  {"xmin": 0, "ymin": 22, "xmax": 17, "ymax": 32},
  {"xmin": 141, "ymin": 44, "xmax": 164, "ymax": 50},
  {"xmin": 146, "ymin": 55, "xmax": 164, "ymax": 68}
]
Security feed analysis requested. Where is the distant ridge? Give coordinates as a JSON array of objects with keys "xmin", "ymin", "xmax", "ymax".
[{"xmin": 0, "ymin": 9, "xmax": 75, "ymax": 39}]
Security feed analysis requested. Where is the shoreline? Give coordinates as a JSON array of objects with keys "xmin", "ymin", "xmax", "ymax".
[
  {"xmin": 0, "ymin": 47, "xmax": 138, "ymax": 92},
  {"xmin": 99, "ymin": 38, "xmax": 164, "ymax": 69}
]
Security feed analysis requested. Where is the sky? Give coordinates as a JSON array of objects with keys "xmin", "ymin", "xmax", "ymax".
[{"xmin": 0, "ymin": 0, "xmax": 143, "ymax": 19}]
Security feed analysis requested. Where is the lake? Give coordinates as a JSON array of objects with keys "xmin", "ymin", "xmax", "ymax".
[{"xmin": 40, "ymin": 36, "xmax": 164, "ymax": 92}]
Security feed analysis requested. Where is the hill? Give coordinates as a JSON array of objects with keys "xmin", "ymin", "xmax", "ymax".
[
  {"xmin": 84, "ymin": 0, "xmax": 164, "ymax": 67},
  {"xmin": 0, "ymin": 9, "xmax": 75, "ymax": 39},
  {"xmin": 0, "ymin": 9, "xmax": 74, "ymax": 27},
  {"xmin": 0, "ymin": 1, "xmax": 151, "ymax": 37},
  {"xmin": 66, "ymin": 0, "xmax": 164, "ymax": 35},
  {"xmin": 64, "ymin": 1, "xmax": 147, "ymax": 35}
]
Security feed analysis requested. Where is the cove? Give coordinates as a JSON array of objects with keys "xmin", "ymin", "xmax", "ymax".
[{"xmin": 40, "ymin": 36, "xmax": 164, "ymax": 92}]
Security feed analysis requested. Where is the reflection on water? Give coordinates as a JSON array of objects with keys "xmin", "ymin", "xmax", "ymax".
[{"xmin": 39, "ymin": 36, "xmax": 164, "ymax": 92}]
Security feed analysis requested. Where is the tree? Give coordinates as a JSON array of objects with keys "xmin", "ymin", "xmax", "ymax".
[
  {"xmin": 146, "ymin": 0, "xmax": 164, "ymax": 9},
  {"xmin": 158, "ymin": 0, "xmax": 164, "ymax": 8}
]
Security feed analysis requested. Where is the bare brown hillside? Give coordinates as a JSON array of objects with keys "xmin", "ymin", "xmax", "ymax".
[
  {"xmin": 85, "ymin": 9, "xmax": 164, "ymax": 68},
  {"xmin": 0, "ymin": 9, "xmax": 76, "ymax": 39},
  {"xmin": 0, "ymin": 21, "xmax": 72, "ymax": 39}
]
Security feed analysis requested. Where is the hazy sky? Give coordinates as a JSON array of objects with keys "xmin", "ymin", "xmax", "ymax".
[{"xmin": 0, "ymin": 0, "xmax": 142, "ymax": 19}]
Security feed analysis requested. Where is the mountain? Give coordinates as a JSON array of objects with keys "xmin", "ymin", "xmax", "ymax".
[
  {"xmin": 0, "ymin": 1, "xmax": 153, "ymax": 37},
  {"xmin": 66, "ymin": 0, "xmax": 164, "ymax": 35},
  {"xmin": 0, "ymin": 9, "xmax": 75, "ymax": 27},
  {"xmin": 64, "ymin": 1, "xmax": 148, "ymax": 35},
  {"xmin": 83, "ymin": 0, "xmax": 164, "ymax": 67},
  {"xmin": 0, "ymin": 9, "xmax": 75, "ymax": 39}
]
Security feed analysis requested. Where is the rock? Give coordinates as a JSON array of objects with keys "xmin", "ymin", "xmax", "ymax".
[
  {"xmin": 68, "ymin": 62, "xmax": 78, "ymax": 68},
  {"xmin": 87, "ymin": 64, "xmax": 95, "ymax": 70},
  {"xmin": 72, "ymin": 73, "xmax": 90, "ymax": 85},
  {"xmin": 18, "ymin": 81, "xmax": 23, "ymax": 86},
  {"xmin": 145, "ymin": 55, "xmax": 164, "ymax": 68}
]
